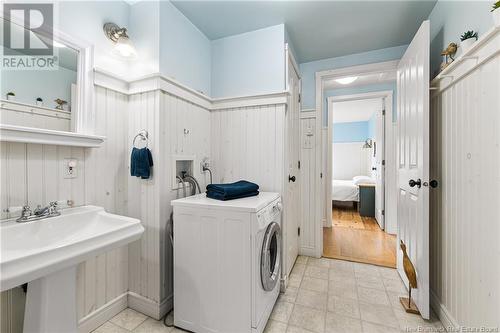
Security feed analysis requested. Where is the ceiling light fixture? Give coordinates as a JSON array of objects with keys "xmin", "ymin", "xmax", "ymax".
[
  {"xmin": 335, "ymin": 76, "xmax": 358, "ymax": 85},
  {"xmin": 103, "ymin": 22, "xmax": 137, "ymax": 58}
]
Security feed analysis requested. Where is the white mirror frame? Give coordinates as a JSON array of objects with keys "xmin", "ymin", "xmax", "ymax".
[{"xmin": 0, "ymin": 13, "xmax": 103, "ymax": 147}]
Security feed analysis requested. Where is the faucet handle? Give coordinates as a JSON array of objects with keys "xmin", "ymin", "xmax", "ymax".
[{"xmin": 20, "ymin": 205, "xmax": 32, "ymax": 217}]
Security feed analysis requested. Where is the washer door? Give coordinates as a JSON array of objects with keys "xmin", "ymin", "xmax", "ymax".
[{"xmin": 261, "ymin": 222, "xmax": 281, "ymax": 291}]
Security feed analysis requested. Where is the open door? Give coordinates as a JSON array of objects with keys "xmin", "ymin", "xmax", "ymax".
[
  {"xmin": 396, "ymin": 20, "xmax": 430, "ymax": 319},
  {"xmin": 284, "ymin": 48, "xmax": 300, "ymax": 277},
  {"xmin": 373, "ymin": 99, "xmax": 385, "ymax": 229}
]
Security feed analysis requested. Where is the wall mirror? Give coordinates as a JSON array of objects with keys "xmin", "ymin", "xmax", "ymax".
[{"xmin": 0, "ymin": 16, "xmax": 103, "ymax": 147}]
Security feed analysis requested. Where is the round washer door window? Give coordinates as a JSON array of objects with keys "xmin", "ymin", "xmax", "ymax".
[{"xmin": 261, "ymin": 222, "xmax": 281, "ymax": 291}]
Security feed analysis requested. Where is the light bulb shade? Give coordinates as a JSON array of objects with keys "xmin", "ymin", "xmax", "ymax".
[
  {"xmin": 335, "ymin": 76, "xmax": 358, "ymax": 85},
  {"xmin": 113, "ymin": 35, "xmax": 137, "ymax": 58}
]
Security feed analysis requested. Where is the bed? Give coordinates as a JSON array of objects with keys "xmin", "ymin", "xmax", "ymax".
[{"xmin": 332, "ymin": 179, "xmax": 359, "ymax": 202}]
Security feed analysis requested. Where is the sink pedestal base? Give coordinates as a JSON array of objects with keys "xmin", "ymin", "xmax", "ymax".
[{"xmin": 24, "ymin": 266, "xmax": 77, "ymax": 333}]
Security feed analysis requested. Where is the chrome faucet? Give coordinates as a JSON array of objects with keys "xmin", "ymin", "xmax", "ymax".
[{"xmin": 16, "ymin": 201, "xmax": 61, "ymax": 223}]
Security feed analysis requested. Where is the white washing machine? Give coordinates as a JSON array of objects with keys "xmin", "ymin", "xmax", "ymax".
[{"xmin": 171, "ymin": 192, "xmax": 282, "ymax": 333}]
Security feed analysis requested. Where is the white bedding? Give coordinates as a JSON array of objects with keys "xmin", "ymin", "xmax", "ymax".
[{"xmin": 332, "ymin": 179, "xmax": 359, "ymax": 202}]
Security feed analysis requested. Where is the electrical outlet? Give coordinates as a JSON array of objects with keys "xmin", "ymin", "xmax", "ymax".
[{"xmin": 63, "ymin": 158, "xmax": 78, "ymax": 179}]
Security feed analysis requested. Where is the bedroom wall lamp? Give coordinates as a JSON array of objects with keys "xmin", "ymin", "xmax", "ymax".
[
  {"xmin": 103, "ymin": 22, "xmax": 137, "ymax": 58},
  {"xmin": 362, "ymin": 139, "xmax": 373, "ymax": 149}
]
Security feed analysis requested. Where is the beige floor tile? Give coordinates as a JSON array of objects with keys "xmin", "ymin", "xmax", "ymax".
[
  {"xmin": 378, "ymin": 267, "xmax": 400, "ymax": 281},
  {"xmin": 296, "ymin": 289, "xmax": 328, "ymax": 310},
  {"xmin": 386, "ymin": 292, "xmax": 406, "ymax": 309},
  {"xmin": 355, "ymin": 275, "xmax": 385, "ymax": 290},
  {"xmin": 287, "ymin": 325, "xmax": 316, "ymax": 333},
  {"xmin": 361, "ymin": 321, "xmax": 402, "ymax": 333},
  {"xmin": 289, "ymin": 272, "xmax": 304, "ymax": 288},
  {"xmin": 325, "ymin": 312, "xmax": 362, "ymax": 333},
  {"xmin": 393, "ymin": 308, "xmax": 443, "ymax": 331},
  {"xmin": 357, "ymin": 287, "xmax": 390, "ymax": 306},
  {"xmin": 288, "ymin": 304, "xmax": 326, "ymax": 333},
  {"xmin": 110, "ymin": 308, "xmax": 148, "ymax": 331},
  {"xmin": 296, "ymin": 256, "xmax": 309, "ymax": 265},
  {"xmin": 93, "ymin": 322, "xmax": 129, "ymax": 333},
  {"xmin": 327, "ymin": 295, "xmax": 360, "ymax": 319},
  {"xmin": 307, "ymin": 258, "xmax": 331, "ymax": 268},
  {"xmin": 354, "ymin": 263, "xmax": 381, "ymax": 277},
  {"xmin": 281, "ymin": 286, "xmax": 299, "ymax": 303},
  {"xmin": 383, "ymin": 278, "xmax": 406, "ymax": 293},
  {"xmin": 133, "ymin": 318, "xmax": 173, "ymax": 333},
  {"xmin": 264, "ymin": 320, "xmax": 288, "ymax": 333},
  {"xmin": 300, "ymin": 276, "xmax": 329, "ymax": 293},
  {"xmin": 329, "ymin": 268, "xmax": 355, "ymax": 280},
  {"xmin": 329, "ymin": 260, "xmax": 354, "ymax": 273},
  {"xmin": 292, "ymin": 263, "xmax": 306, "ymax": 276},
  {"xmin": 271, "ymin": 299, "xmax": 295, "ymax": 323},
  {"xmin": 328, "ymin": 283, "xmax": 357, "ymax": 301},
  {"xmin": 305, "ymin": 265, "xmax": 329, "ymax": 280},
  {"xmin": 358, "ymin": 302, "xmax": 398, "ymax": 328}
]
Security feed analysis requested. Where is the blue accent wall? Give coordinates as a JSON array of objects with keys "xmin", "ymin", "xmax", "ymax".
[
  {"xmin": 428, "ymin": 1, "xmax": 494, "ymax": 78},
  {"xmin": 211, "ymin": 25, "xmax": 285, "ymax": 98},
  {"xmin": 333, "ymin": 121, "xmax": 370, "ymax": 143},
  {"xmin": 299, "ymin": 45, "xmax": 407, "ymax": 110}
]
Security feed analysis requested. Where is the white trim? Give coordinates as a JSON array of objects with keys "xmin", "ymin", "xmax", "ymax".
[
  {"xmin": 300, "ymin": 110, "xmax": 316, "ymax": 119},
  {"xmin": 1, "ymin": 99, "xmax": 71, "ymax": 119},
  {"xmin": 127, "ymin": 292, "xmax": 173, "ymax": 321},
  {"xmin": 430, "ymin": 290, "xmax": 458, "ymax": 331},
  {"xmin": 77, "ymin": 293, "xmax": 128, "ymax": 333},
  {"xmin": 94, "ymin": 68, "xmax": 289, "ymax": 111},
  {"xmin": 0, "ymin": 124, "xmax": 105, "ymax": 147},
  {"xmin": 314, "ymin": 60, "xmax": 399, "ymax": 258}
]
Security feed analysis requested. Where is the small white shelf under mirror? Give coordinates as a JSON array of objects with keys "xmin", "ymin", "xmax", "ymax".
[{"xmin": 0, "ymin": 124, "xmax": 105, "ymax": 147}]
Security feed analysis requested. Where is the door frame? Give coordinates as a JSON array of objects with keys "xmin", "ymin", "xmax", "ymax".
[
  {"xmin": 326, "ymin": 91, "xmax": 393, "ymax": 232},
  {"xmin": 313, "ymin": 60, "xmax": 399, "ymax": 257}
]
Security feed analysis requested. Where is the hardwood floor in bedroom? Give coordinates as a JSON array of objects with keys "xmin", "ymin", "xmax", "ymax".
[{"xmin": 323, "ymin": 204, "xmax": 397, "ymax": 268}]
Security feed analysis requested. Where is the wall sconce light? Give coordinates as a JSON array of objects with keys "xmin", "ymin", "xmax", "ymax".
[
  {"xmin": 362, "ymin": 139, "xmax": 373, "ymax": 149},
  {"xmin": 103, "ymin": 22, "xmax": 137, "ymax": 58}
]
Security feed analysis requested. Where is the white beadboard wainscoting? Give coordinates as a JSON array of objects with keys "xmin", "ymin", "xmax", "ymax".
[
  {"xmin": 299, "ymin": 111, "xmax": 318, "ymax": 256},
  {"xmin": 429, "ymin": 27, "xmax": 500, "ymax": 329}
]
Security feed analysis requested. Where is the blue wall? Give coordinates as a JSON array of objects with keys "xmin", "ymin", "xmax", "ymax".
[
  {"xmin": 159, "ymin": 1, "xmax": 212, "ymax": 95},
  {"xmin": 428, "ymin": 1, "xmax": 494, "ymax": 78},
  {"xmin": 211, "ymin": 24, "xmax": 285, "ymax": 98},
  {"xmin": 333, "ymin": 121, "xmax": 370, "ymax": 143},
  {"xmin": 299, "ymin": 45, "xmax": 407, "ymax": 110}
]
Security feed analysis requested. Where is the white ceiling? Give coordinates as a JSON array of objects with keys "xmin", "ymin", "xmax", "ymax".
[
  {"xmin": 171, "ymin": 0, "xmax": 437, "ymax": 63},
  {"xmin": 332, "ymin": 98, "xmax": 382, "ymax": 123}
]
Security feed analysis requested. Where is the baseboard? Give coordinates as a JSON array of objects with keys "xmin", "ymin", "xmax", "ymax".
[
  {"xmin": 430, "ymin": 290, "xmax": 458, "ymax": 331},
  {"xmin": 128, "ymin": 292, "xmax": 173, "ymax": 320},
  {"xmin": 299, "ymin": 247, "xmax": 319, "ymax": 258},
  {"xmin": 77, "ymin": 293, "xmax": 128, "ymax": 333}
]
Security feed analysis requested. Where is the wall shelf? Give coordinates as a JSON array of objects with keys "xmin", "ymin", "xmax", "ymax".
[{"xmin": 0, "ymin": 124, "xmax": 105, "ymax": 148}]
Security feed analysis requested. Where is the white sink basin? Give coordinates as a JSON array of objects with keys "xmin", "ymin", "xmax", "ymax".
[{"xmin": 0, "ymin": 205, "xmax": 144, "ymax": 333}]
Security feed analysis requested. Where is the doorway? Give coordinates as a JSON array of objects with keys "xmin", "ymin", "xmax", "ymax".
[{"xmin": 323, "ymin": 91, "xmax": 397, "ymax": 268}]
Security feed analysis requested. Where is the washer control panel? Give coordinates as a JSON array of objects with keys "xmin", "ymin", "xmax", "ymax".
[{"xmin": 257, "ymin": 197, "xmax": 282, "ymax": 225}]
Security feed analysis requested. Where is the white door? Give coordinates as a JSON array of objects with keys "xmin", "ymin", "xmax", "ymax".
[
  {"xmin": 285, "ymin": 53, "xmax": 300, "ymax": 277},
  {"xmin": 396, "ymin": 20, "xmax": 430, "ymax": 319},
  {"xmin": 373, "ymin": 99, "xmax": 385, "ymax": 228}
]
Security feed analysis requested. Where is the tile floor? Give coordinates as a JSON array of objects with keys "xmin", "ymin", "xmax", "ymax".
[{"xmin": 94, "ymin": 256, "xmax": 443, "ymax": 333}]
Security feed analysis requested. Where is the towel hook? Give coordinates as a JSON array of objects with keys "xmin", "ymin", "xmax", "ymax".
[{"xmin": 133, "ymin": 129, "xmax": 149, "ymax": 148}]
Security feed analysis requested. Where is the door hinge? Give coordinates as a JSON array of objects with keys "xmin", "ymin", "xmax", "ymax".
[
  {"xmin": 298, "ymin": 93, "xmax": 301, "ymax": 103},
  {"xmin": 298, "ymin": 227, "xmax": 301, "ymax": 236},
  {"xmin": 298, "ymin": 160, "xmax": 301, "ymax": 169},
  {"xmin": 382, "ymin": 160, "xmax": 385, "ymax": 166},
  {"xmin": 320, "ymin": 172, "xmax": 323, "ymax": 178},
  {"xmin": 382, "ymin": 210, "xmax": 385, "ymax": 216},
  {"xmin": 382, "ymin": 109, "xmax": 386, "ymax": 116}
]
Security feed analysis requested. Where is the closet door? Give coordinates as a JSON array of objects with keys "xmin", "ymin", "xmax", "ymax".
[{"xmin": 396, "ymin": 20, "xmax": 430, "ymax": 319}]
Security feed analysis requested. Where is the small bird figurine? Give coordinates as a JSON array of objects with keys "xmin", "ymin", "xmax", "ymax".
[
  {"xmin": 54, "ymin": 98, "xmax": 68, "ymax": 110},
  {"xmin": 400, "ymin": 240, "xmax": 420, "ymax": 314},
  {"xmin": 441, "ymin": 42, "xmax": 458, "ymax": 62}
]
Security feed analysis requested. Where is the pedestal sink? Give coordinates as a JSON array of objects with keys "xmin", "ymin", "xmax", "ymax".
[{"xmin": 0, "ymin": 205, "xmax": 144, "ymax": 333}]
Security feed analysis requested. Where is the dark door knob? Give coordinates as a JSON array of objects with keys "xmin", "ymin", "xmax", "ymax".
[
  {"xmin": 289, "ymin": 175, "xmax": 296, "ymax": 182},
  {"xmin": 372, "ymin": 167, "xmax": 377, "ymax": 171},
  {"xmin": 409, "ymin": 179, "xmax": 422, "ymax": 188},
  {"xmin": 429, "ymin": 180, "xmax": 438, "ymax": 188}
]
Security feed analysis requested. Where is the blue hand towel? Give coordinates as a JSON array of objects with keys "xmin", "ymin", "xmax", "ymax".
[
  {"xmin": 206, "ymin": 180, "xmax": 259, "ymax": 200},
  {"xmin": 130, "ymin": 147, "xmax": 153, "ymax": 179}
]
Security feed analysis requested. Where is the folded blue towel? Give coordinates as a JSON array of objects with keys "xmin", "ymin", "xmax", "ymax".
[
  {"xmin": 130, "ymin": 147, "xmax": 153, "ymax": 179},
  {"xmin": 206, "ymin": 190, "xmax": 259, "ymax": 201},
  {"xmin": 206, "ymin": 180, "xmax": 259, "ymax": 197}
]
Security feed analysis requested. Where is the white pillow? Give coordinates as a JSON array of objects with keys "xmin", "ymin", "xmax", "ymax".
[{"xmin": 352, "ymin": 176, "xmax": 375, "ymax": 185}]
